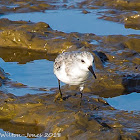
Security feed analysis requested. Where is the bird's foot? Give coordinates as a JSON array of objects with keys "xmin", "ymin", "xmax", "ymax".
[{"xmin": 54, "ymin": 92, "xmax": 63, "ymax": 102}]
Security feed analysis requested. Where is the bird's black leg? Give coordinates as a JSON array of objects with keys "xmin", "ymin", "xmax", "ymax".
[
  {"xmin": 54, "ymin": 79, "xmax": 63, "ymax": 102},
  {"xmin": 80, "ymin": 92, "xmax": 83, "ymax": 98},
  {"xmin": 58, "ymin": 79, "xmax": 62, "ymax": 98}
]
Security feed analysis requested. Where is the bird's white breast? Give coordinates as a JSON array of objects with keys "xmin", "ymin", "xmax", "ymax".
[{"xmin": 54, "ymin": 63, "xmax": 90, "ymax": 86}]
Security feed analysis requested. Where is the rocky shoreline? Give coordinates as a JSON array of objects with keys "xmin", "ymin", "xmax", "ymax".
[{"xmin": 0, "ymin": 0, "xmax": 140, "ymax": 139}]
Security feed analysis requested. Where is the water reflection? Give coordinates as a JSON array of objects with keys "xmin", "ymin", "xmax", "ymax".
[{"xmin": 0, "ymin": 47, "xmax": 56, "ymax": 64}]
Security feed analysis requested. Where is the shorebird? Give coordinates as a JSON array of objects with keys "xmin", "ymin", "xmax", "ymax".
[{"xmin": 54, "ymin": 51, "xmax": 96, "ymax": 99}]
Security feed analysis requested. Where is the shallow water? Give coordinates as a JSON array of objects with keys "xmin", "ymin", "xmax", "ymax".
[
  {"xmin": 105, "ymin": 92, "xmax": 140, "ymax": 111},
  {"xmin": 0, "ymin": 58, "xmax": 57, "ymax": 96},
  {"xmin": 1, "ymin": 9, "xmax": 140, "ymax": 35}
]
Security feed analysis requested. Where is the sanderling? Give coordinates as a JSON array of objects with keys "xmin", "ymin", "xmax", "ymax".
[{"xmin": 54, "ymin": 51, "xmax": 96, "ymax": 99}]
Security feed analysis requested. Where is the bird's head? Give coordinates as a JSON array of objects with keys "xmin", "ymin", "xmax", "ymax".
[{"xmin": 77, "ymin": 51, "xmax": 97, "ymax": 79}]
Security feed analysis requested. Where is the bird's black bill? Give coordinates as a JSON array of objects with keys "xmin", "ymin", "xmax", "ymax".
[{"xmin": 88, "ymin": 66, "xmax": 97, "ymax": 79}]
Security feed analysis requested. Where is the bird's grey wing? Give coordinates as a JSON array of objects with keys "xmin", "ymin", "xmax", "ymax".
[
  {"xmin": 64, "ymin": 53, "xmax": 77, "ymax": 76},
  {"xmin": 54, "ymin": 52, "xmax": 77, "ymax": 75},
  {"xmin": 64, "ymin": 60, "xmax": 74, "ymax": 76},
  {"xmin": 54, "ymin": 54, "xmax": 64, "ymax": 72}
]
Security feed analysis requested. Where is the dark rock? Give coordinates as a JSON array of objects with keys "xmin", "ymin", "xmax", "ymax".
[
  {"xmin": 82, "ymin": 10, "xmax": 90, "ymax": 14},
  {"xmin": 0, "ymin": 67, "xmax": 7, "ymax": 86},
  {"xmin": 124, "ymin": 36, "xmax": 140, "ymax": 53}
]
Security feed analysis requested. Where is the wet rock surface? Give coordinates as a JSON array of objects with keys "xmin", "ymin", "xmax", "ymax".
[
  {"xmin": 0, "ymin": 0, "xmax": 57, "ymax": 14},
  {"xmin": 98, "ymin": 10, "xmax": 140, "ymax": 30},
  {"xmin": 0, "ymin": 0, "xmax": 140, "ymax": 139},
  {"xmin": 78, "ymin": 0, "xmax": 140, "ymax": 30},
  {"xmin": 0, "ymin": 18, "xmax": 82, "ymax": 53},
  {"xmin": 0, "ymin": 92, "xmax": 140, "ymax": 139},
  {"xmin": 0, "ymin": 18, "xmax": 140, "ymax": 53}
]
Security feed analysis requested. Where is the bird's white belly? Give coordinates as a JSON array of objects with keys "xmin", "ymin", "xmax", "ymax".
[{"xmin": 55, "ymin": 65, "xmax": 90, "ymax": 85}]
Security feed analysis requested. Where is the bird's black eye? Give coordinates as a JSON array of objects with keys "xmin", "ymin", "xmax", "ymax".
[
  {"xmin": 81, "ymin": 59, "xmax": 85, "ymax": 63},
  {"xmin": 57, "ymin": 66, "xmax": 61, "ymax": 70}
]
